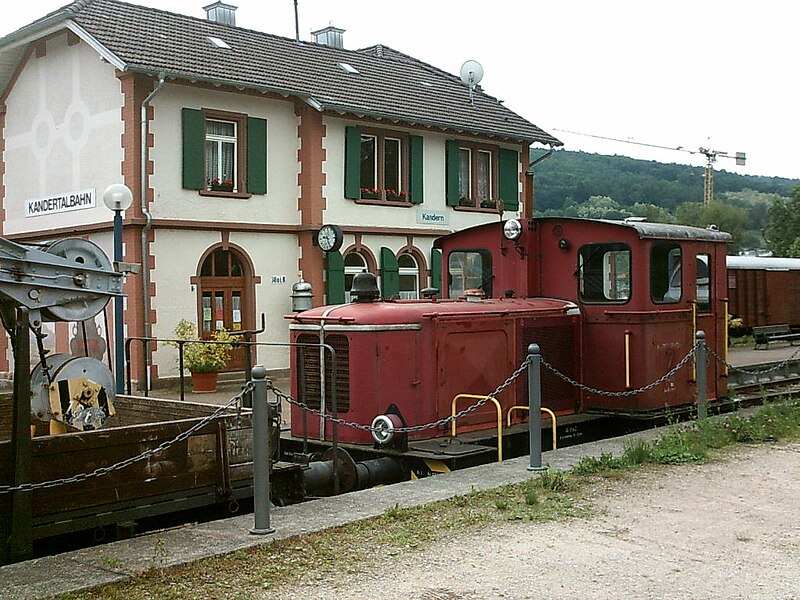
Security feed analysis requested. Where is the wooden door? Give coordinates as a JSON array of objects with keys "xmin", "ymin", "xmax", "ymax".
[{"xmin": 197, "ymin": 248, "xmax": 250, "ymax": 371}]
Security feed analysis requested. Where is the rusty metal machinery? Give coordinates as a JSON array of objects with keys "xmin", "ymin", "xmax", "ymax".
[
  {"xmin": 30, "ymin": 354, "xmax": 116, "ymax": 433},
  {"xmin": 0, "ymin": 237, "xmax": 121, "ymax": 328},
  {"xmin": 1, "ymin": 236, "xmax": 123, "ymax": 563},
  {"xmin": 0, "ymin": 237, "xmax": 123, "ymax": 430}
]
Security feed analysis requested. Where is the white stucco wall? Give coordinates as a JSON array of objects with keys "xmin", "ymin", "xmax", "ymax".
[
  {"xmin": 148, "ymin": 84, "xmax": 301, "ymax": 224},
  {"xmin": 3, "ymin": 35, "xmax": 125, "ymax": 235},
  {"xmin": 320, "ymin": 117, "xmax": 521, "ymax": 283},
  {"xmin": 151, "ymin": 228, "xmax": 300, "ymax": 376}
]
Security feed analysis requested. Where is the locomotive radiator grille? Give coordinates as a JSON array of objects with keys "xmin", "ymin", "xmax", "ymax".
[
  {"xmin": 295, "ymin": 333, "xmax": 351, "ymax": 412},
  {"xmin": 521, "ymin": 324, "xmax": 578, "ymax": 411}
]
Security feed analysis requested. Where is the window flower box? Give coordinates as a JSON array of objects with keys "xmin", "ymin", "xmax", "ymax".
[
  {"xmin": 386, "ymin": 189, "xmax": 408, "ymax": 202},
  {"xmin": 458, "ymin": 196, "xmax": 474, "ymax": 207},
  {"xmin": 480, "ymin": 199, "xmax": 497, "ymax": 209},
  {"xmin": 210, "ymin": 178, "xmax": 234, "ymax": 192},
  {"xmin": 360, "ymin": 187, "xmax": 380, "ymax": 200}
]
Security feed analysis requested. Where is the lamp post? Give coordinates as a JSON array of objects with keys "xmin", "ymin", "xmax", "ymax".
[{"xmin": 103, "ymin": 183, "xmax": 134, "ymax": 394}]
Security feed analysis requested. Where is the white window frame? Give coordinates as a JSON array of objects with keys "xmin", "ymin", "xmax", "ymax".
[
  {"xmin": 398, "ymin": 253, "xmax": 419, "ymax": 299},
  {"xmin": 206, "ymin": 119, "xmax": 238, "ymax": 191},
  {"xmin": 345, "ymin": 252, "xmax": 369, "ymax": 302}
]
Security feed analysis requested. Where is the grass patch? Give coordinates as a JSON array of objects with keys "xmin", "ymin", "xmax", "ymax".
[
  {"xmin": 60, "ymin": 398, "xmax": 800, "ymax": 600},
  {"xmin": 575, "ymin": 397, "xmax": 800, "ymax": 474}
]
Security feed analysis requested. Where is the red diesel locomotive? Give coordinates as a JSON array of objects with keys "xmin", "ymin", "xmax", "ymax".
[{"xmin": 289, "ymin": 217, "xmax": 731, "ymax": 449}]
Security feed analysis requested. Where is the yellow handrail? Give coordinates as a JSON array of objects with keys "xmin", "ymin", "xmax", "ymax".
[
  {"xmin": 722, "ymin": 299, "xmax": 729, "ymax": 376},
  {"xmin": 507, "ymin": 405, "xmax": 558, "ymax": 450},
  {"xmin": 624, "ymin": 330, "xmax": 632, "ymax": 388},
  {"xmin": 691, "ymin": 300, "xmax": 697, "ymax": 380},
  {"xmin": 451, "ymin": 394, "xmax": 503, "ymax": 462}
]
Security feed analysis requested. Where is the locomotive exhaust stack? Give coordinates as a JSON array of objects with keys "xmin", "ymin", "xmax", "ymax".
[{"xmin": 350, "ymin": 271, "xmax": 380, "ymax": 302}]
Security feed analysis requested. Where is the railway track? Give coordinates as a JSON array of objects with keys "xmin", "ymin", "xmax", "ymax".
[{"xmin": 727, "ymin": 359, "xmax": 800, "ymax": 405}]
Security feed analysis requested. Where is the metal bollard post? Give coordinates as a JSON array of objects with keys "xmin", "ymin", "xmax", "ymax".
[
  {"xmin": 250, "ymin": 365, "xmax": 275, "ymax": 535},
  {"xmin": 527, "ymin": 344, "xmax": 547, "ymax": 472},
  {"xmin": 696, "ymin": 331, "xmax": 707, "ymax": 420}
]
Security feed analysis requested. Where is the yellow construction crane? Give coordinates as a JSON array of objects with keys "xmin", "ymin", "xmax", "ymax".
[
  {"xmin": 554, "ymin": 129, "xmax": 746, "ymax": 204},
  {"xmin": 695, "ymin": 147, "xmax": 747, "ymax": 204}
]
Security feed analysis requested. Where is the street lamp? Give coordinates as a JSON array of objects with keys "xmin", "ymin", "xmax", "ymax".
[{"xmin": 102, "ymin": 183, "xmax": 133, "ymax": 394}]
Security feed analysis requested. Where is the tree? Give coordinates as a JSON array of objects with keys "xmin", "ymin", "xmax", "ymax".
[
  {"xmin": 675, "ymin": 201, "xmax": 748, "ymax": 254},
  {"xmin": 576, "ymin": 196, "xmax": 631, "ymax": 220},
  {"xmin": 765, "ymin": 185, "xmax": 800, "ymax": 257},
  {"xmin": 629, "ymin": 203, "xmax": 677, "ymax": 224}
]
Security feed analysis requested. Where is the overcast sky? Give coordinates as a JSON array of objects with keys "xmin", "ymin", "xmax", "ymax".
[{"xmin": 4, "ymin": 0, "xmax": 796, "ymax": 180}]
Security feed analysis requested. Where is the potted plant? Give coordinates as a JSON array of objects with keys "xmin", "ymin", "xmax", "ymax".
[
  {"xmin": 458, "ymin": 196, "xmax": 473, "ymax": 207},
  {"xmin": 480, "ymin": 199, "xmax": 497, "ymax": 209},
  {"xmin": 210, "ymin": 177, "xmax": 234, "ymax": 192},
  {"xmin": 170, "ymin": 319, "xmax": 233, "ymax": 392}
]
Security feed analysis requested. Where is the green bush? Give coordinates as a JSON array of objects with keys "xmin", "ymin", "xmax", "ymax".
[{"xmin": 170, "ymin": 319, "xmax": 233, "ymax": 373}]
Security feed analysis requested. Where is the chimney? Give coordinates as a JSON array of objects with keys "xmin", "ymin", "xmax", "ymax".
[
  {"xmin": 204, "ymin": 2, "xmax": 237, "ymax": 26},
  {"xmin": 311, "ymin": 25, "xmax": 345, "ymax": 49}
]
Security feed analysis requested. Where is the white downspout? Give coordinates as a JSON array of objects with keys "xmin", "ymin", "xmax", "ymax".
[{"xmin": 140, "ymin": 73, "xmax": 165, "ymax": 388}]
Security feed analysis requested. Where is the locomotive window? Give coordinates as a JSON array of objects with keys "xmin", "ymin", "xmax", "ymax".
[
  {"xmin": 448, "ymin": 250, "xmax": 492, "ymax": 298},
  {"xmin": 697, "ymin": 254, "xmax": 711, "ymax": 313},
  {"xmin": 651, "ymin": 243, "xmax": 682, "ymax": 304},
  {"xmin": 578, "ymin": 243, "xmax": 630, "ymax": 303}
]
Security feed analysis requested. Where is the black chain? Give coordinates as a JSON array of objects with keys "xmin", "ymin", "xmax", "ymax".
[
  {"xmin": 275, "ymin": 357, "xmax": 532, "ymax": 433},
  {"xmin": 276, "ymin": 344, "xmax": 698, "ymax": 430},
  {"xmin": 707, "ymin": 344, "xmax": 800, "ymax": 376},
  {"xmin": 0, "ymin": 383, "xmax": 254, "ymax": 494},
  {"xmin": 541, "ymin": 342, "xmax": 699, "ymax": 397}
]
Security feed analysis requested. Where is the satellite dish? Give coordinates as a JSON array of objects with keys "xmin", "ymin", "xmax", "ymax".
[
  {"xmin": 459, "ymin": 60, "xmax": 484, "ymax": 105},
  {"xmin": 459, "ymin": 60, "xmax": 484, "ymax": 87}
]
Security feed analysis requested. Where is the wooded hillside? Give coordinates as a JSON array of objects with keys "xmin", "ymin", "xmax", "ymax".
[
  {"xmin": 531, "ymin": 149, "xmax": 797, "ymax": 212},
  {"xmin": 530, "ymin": 150, "xmax": 799, "ymax": 253}
]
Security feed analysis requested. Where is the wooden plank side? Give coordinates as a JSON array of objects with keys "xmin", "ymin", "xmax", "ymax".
[{"xmin": 29, "ymin": 422, "xmax": 223, "ymax": 517}]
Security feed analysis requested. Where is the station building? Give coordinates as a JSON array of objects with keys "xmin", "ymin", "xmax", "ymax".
[{"xmin": 0, "ymin": 0, "xmax": 560, "ymax": 384}]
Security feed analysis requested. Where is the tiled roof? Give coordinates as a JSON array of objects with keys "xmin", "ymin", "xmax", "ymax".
[{"xmin": 3, "ymin": 0, "xmax": 561, "ymax": 146}]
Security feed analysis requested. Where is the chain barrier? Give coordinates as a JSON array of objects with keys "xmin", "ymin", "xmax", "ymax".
[
  {"xmin": 0, "ymin": 382, "xmax": 254, "ymax": 495},
  {"xmin": 278, "ymin": 343, "xmax": 702, "ymax": 431},
  {"xmin": 707, "ymin": 344, "xmax": 800, "ymax": 377},
  {"xmin": 541, "ymin": 342, "xmax": 700, "ymax": 397},
  {"xmin": 273, "ymin": 356, "xmax": 532, "ymax": 434}
]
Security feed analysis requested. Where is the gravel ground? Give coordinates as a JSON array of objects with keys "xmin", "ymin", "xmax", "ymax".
[{"xmin": 270, "ymin": 443, "xmax": 800, "ymax": 600}]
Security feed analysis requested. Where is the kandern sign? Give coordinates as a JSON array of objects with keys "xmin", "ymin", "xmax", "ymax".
[{"xmin": 25, "ymin": 189, "xmax": 96, "ymax": 217}]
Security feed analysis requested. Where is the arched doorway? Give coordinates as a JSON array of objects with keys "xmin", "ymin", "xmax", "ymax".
[{"xmin": 194, "ymin": 245, "xmax": 257, "ymax": 371}]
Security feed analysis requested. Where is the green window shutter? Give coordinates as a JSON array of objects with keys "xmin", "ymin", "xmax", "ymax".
[
  {"xmin": 182, "ymin": 108, "xmax": 205, "ymax": 190},
  {"xmin": 247, "ymin": 117, "xmax": 267, "ymax": 195},
  {"xmin": 380, "ymin": 247, "xmax": 400, "ymax": 299},
  {"xmin": 326, "ymin": 251, "xmax": 346, "ymax": 305},
  {"xmin": 445, "ymin": 139, "xmax": 460, "ymax": 206},
  {"xmin": 499, "ymin": 148, "xmax": 520, "ymax": 211},
  {"xmin": 344, "ymin": 126, "xmax": 362, "ymax": 199},
  {"xmin": 430, "ymin": 248, "xmax": 442, "ymax": 292},
  {"xmin": 409, "ymin": 135, "xmax": 424, "ymax": 204}
]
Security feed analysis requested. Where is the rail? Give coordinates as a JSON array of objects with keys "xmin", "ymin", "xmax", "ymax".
[
  {"xmin": 450, "ymin": 394, "xmax": 503, "ymax": 462},
  {"xmin": 507, "ymin": 405, "xmax": 557, "ymax": 450}
]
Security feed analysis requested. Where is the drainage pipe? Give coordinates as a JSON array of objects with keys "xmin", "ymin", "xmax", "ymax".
[{"xmin": 139, "ymin": 73, "xmax": 165, "ymax": 388}]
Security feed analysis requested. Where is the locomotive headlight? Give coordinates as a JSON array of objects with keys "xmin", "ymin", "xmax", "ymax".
[
  {"xmin": 503, "ymin": 219, "xmax": 523, "ymax": 241},
  {"xmin": 371, "ymin": 414, "xmax": 404, "ymax": 445}
]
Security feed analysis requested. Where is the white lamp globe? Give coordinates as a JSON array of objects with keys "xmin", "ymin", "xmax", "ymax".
[{"xmin": 102, "ymin": 183, "xmax": 134, "ymax": 212}]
